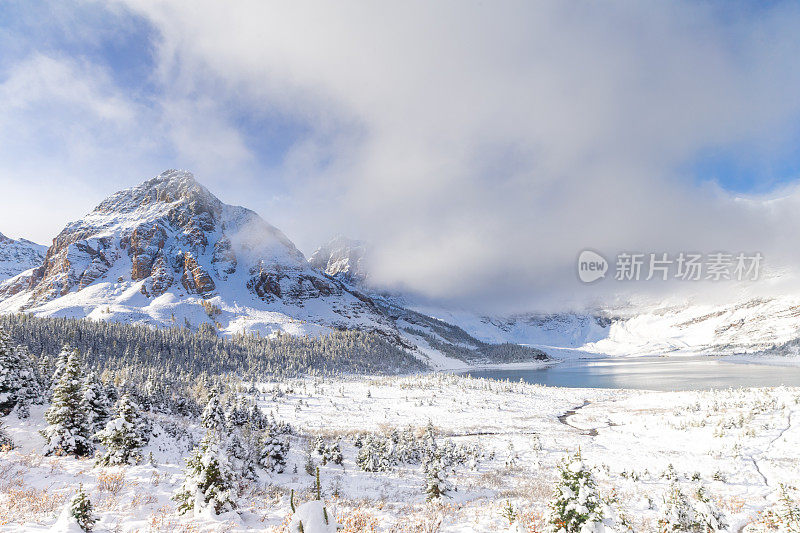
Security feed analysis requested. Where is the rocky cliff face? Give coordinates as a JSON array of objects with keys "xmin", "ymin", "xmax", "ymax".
[
  {"xmin": 308, "ymin": 236, "xmax": 368, "ymax": 284},
  {"xmin": 0, "ymin": 232, "xmax": 46, "ymax": 283}
]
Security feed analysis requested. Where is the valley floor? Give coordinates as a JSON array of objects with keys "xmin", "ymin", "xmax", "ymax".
[{"xmin": 1, "ymin": 375, "xmax": 799, "ymax": 532}]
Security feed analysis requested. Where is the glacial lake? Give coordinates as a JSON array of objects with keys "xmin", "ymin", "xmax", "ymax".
[{"xmin": 465, "ymin": 356, "xmax": 800, "ymax": 390}]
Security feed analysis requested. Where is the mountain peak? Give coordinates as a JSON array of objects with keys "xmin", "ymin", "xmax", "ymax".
[{"xmin": 94, "ymin": 169, "xmax": 220, "ymax": 217}]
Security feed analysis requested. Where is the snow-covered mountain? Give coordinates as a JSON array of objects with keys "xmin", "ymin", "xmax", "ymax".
[
  {"xmin": 0, "ymin": 170, "xmax": 546, "ymax": 368},
  {"xmin": 0, "ymin": 171, "xmax": 395, "ymax": 334},
  {"xmin": 308, "ymin": 236, "xmax": 368, "ymax": 284},
  {"xmin": 0, "ymin": 233, "xmax": 47, "ymax": 283},
  {"xmin": 0, "ymin": 232, "xmax": 46, "ymax": 283}
]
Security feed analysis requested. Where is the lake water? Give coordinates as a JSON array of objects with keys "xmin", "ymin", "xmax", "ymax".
[{"xmin": 465, "ymin": 356, "xmax": 800, "ymax": 391}]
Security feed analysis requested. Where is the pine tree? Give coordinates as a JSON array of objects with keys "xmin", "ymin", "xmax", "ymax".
[
  {"xmin": 49, "ymin": 345, "xmax": 73, "ymax": 396},
  {"xmin": 95, "ymin": 393, "xmax": 149, "ymax": 466},
  {"xmin": 173, "ymin": 432, "xmax": 237, "ymax": 515},
  {"xmin": 83, "ymin": 371, "xmax": 112, "ymax": 435},
  {"xmin": 259, "ymin": 430, "xmax": 290, "ymax": 473},
  {"xmin": 201, "ymin": 388, "xmax": 225, "ymax": 430},
  {"xmin": 0, "ymin": 328, "xmax": 40, "ymax": 416},
  {"xmin": 42, "ymin": 350, "xmax": 94, "ymax": 457},
  {"xmin": 658, "ymin": 484, "xmax": 726, "ymax": 532},
  {"xmin": 547, "ymin": 451, "xmax": 607, "ymax": 533},
  {"xmin": 69, "ymin": 484, "xmax": 96, "ymax": 532},
  {"xmin": 424, "ymin": 457, "xmax": 453, "ymax": 500},
  {"xmin": 226, "ymin": 426, "xmax": 261, "ymax": 480},
  {"xmin": 0, "ymin": 419, "xmax": 13, "ymax": 450}
]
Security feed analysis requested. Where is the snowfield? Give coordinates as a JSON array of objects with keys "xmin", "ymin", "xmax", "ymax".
[{"xmin": 1, "ymin": 375, "xmax": 798, "ymax": 532}]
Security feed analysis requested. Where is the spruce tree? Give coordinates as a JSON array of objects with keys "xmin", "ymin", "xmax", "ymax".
[
  {"xmin": 259, "ymin": 429, "xmax": 289, "ymax": 473},
  {"xmin": 49, "ymin": 345, "xmax": 73, "ymax": 396},
  {"xmin": 42, "ymin": 350, "xmax": 94, "ymax": 457},
  {"xmin": 201, "ymin": 388, "xmax": 225, "ymax": 430},
  {"xmin": 547, "ymin": 451, "xmax": 606, "ymax": 533},
  {"xmin": 174, "ymin": 432, "xmax": 237, "ymax": 515},
  {"xmin": 0, "ymin": 328, "xmax": 40, "ymax": 416},
  {"xmin": 424, "ymin": 457, "xmax": 453, "ymax": 501},
  {"xmin": 0, "ymin": 419, "xmax": 13, "ymax": 450},
  {"xmin": 95, "ymin": 393, "xmax": 149, "ymax": 466},
  {"xmin": 83, "ymin": 371, "xmax": 112, "ymax": 434},
  {"xmin": 69, "ymin": 484, "xmax": 96, "ymax": 532}
]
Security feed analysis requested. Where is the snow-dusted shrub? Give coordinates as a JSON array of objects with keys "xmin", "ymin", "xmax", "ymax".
[
  {"xmin": 260, "ymin": 430, "xmax": 290, "ymax": 473},
  {"xmin": 546, "ymin": 451, "xmax": 614, "ymax": 533},
  {"xmin": 42, "ymin": 350, "xmax": 95, "ymax": 457},
  {"xmin": 657, "ymin": 484, "xmax": 726, "ymax": 532},
  {"xmin": 94, "ymin": 393, "xmax": 149, "ymax": 466},
  {"xmin": 759, "ymin": 484, "xmax": 800, "ymax": 532},
  {"xmin": 174, "ymin": 432, "xmax": 238, "ymax": 515},
  {"xmin": 69, "ymin": 484, "xmax": 96, "ymax": 532}
]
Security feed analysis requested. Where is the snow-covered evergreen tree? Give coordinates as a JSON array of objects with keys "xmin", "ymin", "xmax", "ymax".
[
  {"xmin": 201, "ymin": 388, "xmax": 226, "ymax": 430},
  {"xmin": 259, "ymin": 429, "xmax": 290, "ymax": 473},
  {"xmin": 424, "ymin": 457, "xmax": 453, "ymax": 500},
  {"xmin": 0, "ymin": 328, "xmax": 41, "ymax": 416},
  {"xmin": 94, "ymin": 393, "xmax": 149, "ymax": 466},
  {"xmin": 83, "ymin": 371, "xmax": 112, "ymax": 435},
  {"xmin": 248, "ymin": 402, "xmax": 267, "ymax": 429},
  {"xmin": 49, "ymin": 345, "xmax": 73, "ymax": 396},
  {"xmin": 0, "ymin": 419, "xmax": 13, "ymax": 449},
  {"xmin": 658, "ymin": 484, "xmax": 726, "ymax": 532},
  {"xmin": 356, "ymin": 434, "xmax": 396, "ymax": 472},
  {"xmin": 226, "ymin": 427, "xmax": 261, "ymax": 480},
  {"xmin": 174, "ymin": 432, "xmax": 237, "ymax": 515},
  {"xmin": 319, "ymin": 438, "xmax": 343, "ymax": 466},
  {"xmin": 547, "ymin": 451, "xmax": 609, "ymax": 533},
  {"xmin": 69, "ymin": 484, "xmax": 96, "ymax": 532},
  {"xmin": 42, "ymin": 350, "xmax": 94, "ymax": 457},
  {"xmin": 224, "ymin": 396, "xmax": 249, "ymax": 427}
]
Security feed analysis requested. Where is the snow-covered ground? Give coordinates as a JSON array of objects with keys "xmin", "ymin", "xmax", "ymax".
[{"xmin": 1, "ymin": 375, "xmax": 798, "ymax": 532}]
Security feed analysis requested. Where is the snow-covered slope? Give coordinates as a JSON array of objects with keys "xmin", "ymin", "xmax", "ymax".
[
  {"xmin": 416, "ymin": 296, "xmax": 800, "ymax": 360},
  {"xmin": 0, "ymin": 232, "xmax": 46, "ymax": 282}
]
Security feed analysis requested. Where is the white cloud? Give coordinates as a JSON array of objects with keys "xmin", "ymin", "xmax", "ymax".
[{"xmin": 7, "ymin": 1, "xmax": 800, "ymax": 312}]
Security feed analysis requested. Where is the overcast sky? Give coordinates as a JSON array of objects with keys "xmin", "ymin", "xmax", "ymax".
[{"xmin": 3, "ymin": 1, "xmax": 800, "ymax": 311}]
